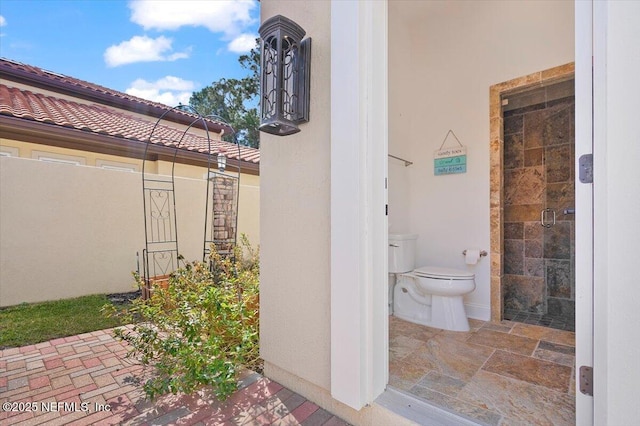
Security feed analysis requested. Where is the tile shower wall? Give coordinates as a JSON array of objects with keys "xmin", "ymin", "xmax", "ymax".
[{"xmin": 503, "ymin": 91, "xmax": 575, "ymax": 324}]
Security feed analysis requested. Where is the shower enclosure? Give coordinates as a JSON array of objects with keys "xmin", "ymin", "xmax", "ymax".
[{"xmin": 501, "ymin": 79, "xmax": 575, "ymax": 331}]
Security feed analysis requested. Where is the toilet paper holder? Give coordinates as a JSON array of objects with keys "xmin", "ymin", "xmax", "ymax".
[{"xmin": 462, "ymin": 249, "xmax": 487, "ymax": 257}]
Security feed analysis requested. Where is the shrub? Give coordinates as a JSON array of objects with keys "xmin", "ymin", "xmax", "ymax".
[{"xmin": 104, "ymin": 235, "xmax": 260, "ymax": 400}]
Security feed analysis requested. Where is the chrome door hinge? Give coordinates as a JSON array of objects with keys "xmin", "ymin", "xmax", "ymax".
[
  {"xmin": 579, "ymin": 154, "xmax": 593, "ymax": 183},
  {"xmin": 579, "ymin": 366, "xmax": 593, "ymax": 396}
]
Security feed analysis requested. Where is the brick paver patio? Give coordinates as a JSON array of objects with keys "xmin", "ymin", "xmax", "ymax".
[{"xmin": 0, "ymin": 329, "xmax": 349, "ymax": 425}]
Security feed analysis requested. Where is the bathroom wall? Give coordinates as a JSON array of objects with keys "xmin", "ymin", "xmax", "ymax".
[
  {"xmin": 388, "ymin": 9, "xmax": 412, "ymax": 234},
  {"xmin": 388, "ymin": 0, "xmax": 574, "ymax": 319}
]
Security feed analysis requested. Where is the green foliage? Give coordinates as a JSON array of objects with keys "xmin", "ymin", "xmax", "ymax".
[
  {"xmin": 190, "ymin": 40, "xmax": 261, "ymax": 148},
  {"xmin": 106, "ymin": 236, "xmax": 260, "ymax": 401},
  {"xmin": 0, "ymin": 294, "xmax": 126, "ymax": 349}
]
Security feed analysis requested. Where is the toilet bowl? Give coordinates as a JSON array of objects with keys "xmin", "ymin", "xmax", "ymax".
[{"xmin": 394, "ymin": 265, "xmax": 475, "ymax": 332}]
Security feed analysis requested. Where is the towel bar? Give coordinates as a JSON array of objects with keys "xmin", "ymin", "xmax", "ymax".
[{"xmin": 462, "ymin": 250, "xmax": 488, "ymax": 257}]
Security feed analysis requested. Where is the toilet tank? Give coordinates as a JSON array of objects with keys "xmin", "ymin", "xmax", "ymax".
[{"xmin": 389, "ymin": 234, "xmax": 418, "ymax": 273}]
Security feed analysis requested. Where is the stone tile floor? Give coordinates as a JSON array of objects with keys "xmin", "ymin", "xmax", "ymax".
[
  {"xmin": 389, "ymin": 316, "xmax": 575, "ymax": 426},
  {"xmin": 0, "ymin": 328, "xmax": 349, "ymax": 426},
  {"xmin": 502, "ymin": 309, "xmax": 575, "ymax": 332}
]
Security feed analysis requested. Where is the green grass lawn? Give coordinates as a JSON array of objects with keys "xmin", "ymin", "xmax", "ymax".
[{"xmin": 0, "ymin": 294, "xmax": 129, "ymax": 349}]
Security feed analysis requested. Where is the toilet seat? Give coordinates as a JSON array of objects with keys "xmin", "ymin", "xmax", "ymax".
[{"xmin": 414, "ymin": 265, "xmax": 474, "ymax": 280}]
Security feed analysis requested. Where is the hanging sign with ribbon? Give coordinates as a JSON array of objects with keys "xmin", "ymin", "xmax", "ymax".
[{"xmin": 434, "ymin": 130, "xmax": 467, "ymax": 175}]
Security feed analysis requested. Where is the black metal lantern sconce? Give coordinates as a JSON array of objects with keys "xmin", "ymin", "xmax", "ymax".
[{"xmin": 258, "ymin": 15, "xmax": 311, "ymax": 136}]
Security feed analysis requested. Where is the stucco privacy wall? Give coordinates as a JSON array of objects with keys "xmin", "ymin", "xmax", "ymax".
[
  {"xmin": 259, "ymin": 0, "xmax": 332, "ymax": 392},
  {"xmin": 388, "ymin": 1, "xmax": 574, "ymax": 320},
  {"xmin": 0, "ymin": 156, "xmax": 259, "ymax": 307}
]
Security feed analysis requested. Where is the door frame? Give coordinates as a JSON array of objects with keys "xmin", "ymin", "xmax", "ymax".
[
  {"xmin": 329, "ymin": 2, "xmax": 594, "ymax": 423},
  {"xmin": 574, "ymin": 1, "xmax": 594, "ymax": 424}
]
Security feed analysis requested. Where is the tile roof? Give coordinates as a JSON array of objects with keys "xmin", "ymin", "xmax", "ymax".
[
  {"xmin": 0, "ymin": 85, "xmax": 260, "ymax": 166},
  {"xmin": 0, "ymin": 58, "xmax": 229, "ymax": 132}
]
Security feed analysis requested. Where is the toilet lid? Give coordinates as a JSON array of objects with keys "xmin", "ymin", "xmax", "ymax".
[{"xmin": 414, "ymin": 265, "xmax": 475, "ymax": 279}]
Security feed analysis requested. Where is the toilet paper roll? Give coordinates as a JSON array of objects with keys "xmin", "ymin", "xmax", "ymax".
[{"xmin": 465, "ymin": 249, "xmax": 481, "ymax": 265}]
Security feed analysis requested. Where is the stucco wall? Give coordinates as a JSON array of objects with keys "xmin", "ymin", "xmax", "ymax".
[
  {"xmin": 259, "ymin": 1, "xmax": 332, "ymax": 391},
  {"xmin": 0, "ymin": 155, "xmax": 259, "ymax": 307},
  {"xmin": 388, "ymin": 0, "xmax": 574, "ymax": 319}
]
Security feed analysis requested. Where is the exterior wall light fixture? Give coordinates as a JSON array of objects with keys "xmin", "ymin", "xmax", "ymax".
[
  {"xmin": 258, "ymin": 15, "xmax": 311, "ymax": 136},
  {"xmin": 217, "ymin": 148, "xmax": 227, "ymax": 172}
]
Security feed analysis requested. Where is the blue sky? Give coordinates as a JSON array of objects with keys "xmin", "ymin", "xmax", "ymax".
[{"xmin": 0, "ymin": 0, "xmax": 260, "ymax": 106}]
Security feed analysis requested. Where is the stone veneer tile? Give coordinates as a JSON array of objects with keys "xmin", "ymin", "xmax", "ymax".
[
  {"xmin": 546, "ymin": 259, "xmax": 573, "ymax": 298},
  {"xmin": 389, "ymin": 334, "xmax": 423, "ymax": 363},
  {"xmin": 481, "ymin": 321, "xmax": 514, "ymax": 334},
  {"xmin": 494, "ymin": 72, "xmax": 542, "ymax": 92},
  {"xmin": 468, "ymin": 319, "xmax": 486, "ymax": 330},
  {"xmin": 409, "ymin": 385, "xmax": 502, "ymax": 426},
  {"xmin": 482, "ymin": 350, "xmax": 572, "ymax": 392},
  {"xmin": 504, "ymin": 133, "xmax": 524, "ymax": 169},
  {"xmin": 416, "ymin": 371, "xmax": 467, "ymax": 398},
  {"xmin": 489, "ymin": 207, "xmax": 501, "ymax": 253},
  {"xmin": 504, "ymin": 204, "xmax": 543, "ymax": 222},
  {"xmin": 467, "ymin": 329, "xmax": 538, "ymax": 356},
  {"xmin": 533, "ymin": 348, "xmax": 575, "ymax": 367},
  {"xmin": 503, "ymin": 275, "xmax": 545, "ymax": 313},
  {"xmin": 505, "ymin": 89, "xmax": 547, "ymax": 113},
  {"xmin": 504, "ymin": 222, "xmax": 523, "ymax": 240},
  {"xmin": 524, "ymin": 258, "xmax": 544, "ymax": 277},
  {"xmin": 548, "ymin": 298, "xmax": 575, "ymax": 322},
  {"xmin": 524, "ymin": 108, "xmax": 549, "ymax": 149},
  {"xmin": 543, "ymin": 105, "xmax": 573, "ymax": 146},
  {"xmin": 504, "ymin": 167, "xmax": 544, "ymax": 205},
  {"xmin": 504, "ymin": 240, "xmax": 524, "ymax": 275},
  {"xmin": 546, "ymin": 182, "xmax": 575, "ymax": 214},
  {"xmin": 545, "ymin": 144, "xmax": 573, "ymax": 183},
  {"xmin": 409, "ymin": 335, "xmax": 494, "ymax": 381},
  {"xmin": 541, "ymin": 63, "xmax": 574, "ymax": 81},
  {"xmin": 490, "ymin": 276, "xmax": 502, "ymax": 323},
  {"xmin": 538, "ymin": 340, "xmax": 575, "ymax": 355},
  {"xmin": 490, "ymin": 117, "xmax": 503, "ymax": 141},
  {"xmin": 489, "ymin": 89, "xmax": 502, "ymax": 119},
  {"xmin": 389, "ymin": 316, "xmax": 440, "ymax": 342},
  {"xmin": 524, "ymin": 221, "xmax": 543, "ymax": 240},
  {"xmin": 525, "ymin": 239, "xmax": 543, "ymax": 258},
  {"xmin": 544, "ymin": 222, "xmax": 572, "ymax": 259},
  {"xmin": 524, "ymin": 147, "xmax": 543, "ymax": 167},
  {"xmin": 510, "ymin": 323, "xmax": 575, "ymax": 347},
  {"xmin": 458, "ymin": 370, "xmax": 575, "ymax": 426},
  {"xmin": 388, "ymin": 358, "xmax": 430, "ymax": 391},
  {"xmin": 503, "ymin": 114, "xmax": 523, "ymax": 135}
]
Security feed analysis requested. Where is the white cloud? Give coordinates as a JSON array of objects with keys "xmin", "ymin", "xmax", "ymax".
[
  {"xmin": 129, "ymin": 0, "xmax": 257, "ymax": 52},
  {"xmin": 228, "ymin": 33, "xmax": 257, "ymax": 53},
  {"xmin": 125, "ymin": 76, "xmax": 196, "ymax": 106},
  {"xmin": 104, "ymin": 35, "xmax": 190, "ymax": 67},
  {"xmin": 0, "ymin": 15, "xmax": 7, "ymax": 27}
]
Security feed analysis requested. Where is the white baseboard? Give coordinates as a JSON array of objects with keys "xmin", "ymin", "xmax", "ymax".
[{"xmin": 465, "ymin": 303, "xmax": 490, "ymax": 321}]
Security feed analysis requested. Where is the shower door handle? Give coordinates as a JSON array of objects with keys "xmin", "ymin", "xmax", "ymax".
[{"xmin": 541, "ymin": 208, "xmax": 556, "ymax": 228}]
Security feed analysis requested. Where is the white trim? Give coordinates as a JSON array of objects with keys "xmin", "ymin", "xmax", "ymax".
[
  {"xmin": 330, "ymin": 0, "xmax": 388, "ymax": 409},
  {"xmin": 463, "ymin": 303, "xmax": 490, "ymax": 321},
  {"xmin": 0, "ymin": 146, "xmax": 19, "ymax": 157},
  {"xmin": 575, "ymin": 1, "xmax": 595, "ymax": 424},
  {"xmin": 95, "ymin": 159, "xmax": 139, "ymax": 172},
  {"xmin": 376, "ymin": 388, "xmax": 481, "ymax": 426},
  {"xmin": 31, "ymin": 150, "xmax": 85, "ymax": 165}
]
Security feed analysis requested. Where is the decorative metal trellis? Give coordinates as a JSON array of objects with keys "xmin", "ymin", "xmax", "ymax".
[{"xmin": 141, "ymin": 106, "xmax": 241, "ymax": 295}]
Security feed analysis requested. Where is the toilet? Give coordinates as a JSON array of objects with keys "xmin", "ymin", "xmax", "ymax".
[{"xmin": 389, "ymin": 234, "xmax": 476, "ymax": 332}]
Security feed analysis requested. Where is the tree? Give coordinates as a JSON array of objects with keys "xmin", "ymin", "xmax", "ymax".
[{"xmin": 190, "ymin": 41, "xmax": 260, "ymax": 148}]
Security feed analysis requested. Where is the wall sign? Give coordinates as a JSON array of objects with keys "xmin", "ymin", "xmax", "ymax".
[{"xmin": 434, "ymin": 130, "xmax": 467, "ymax": 175}]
